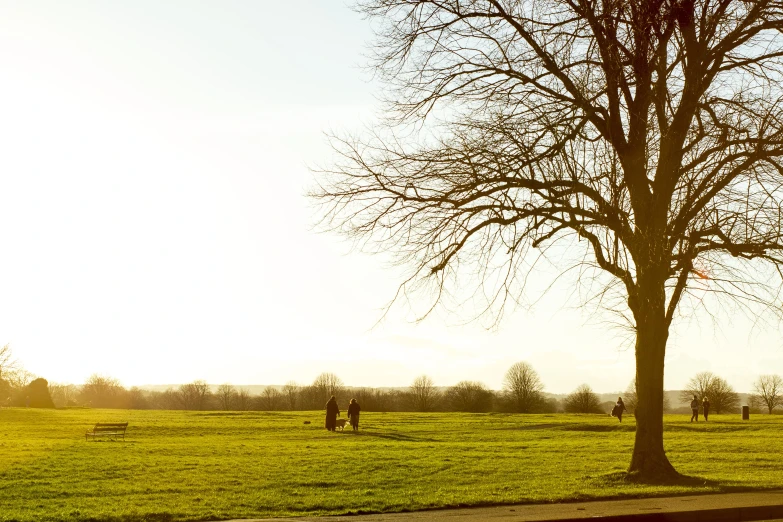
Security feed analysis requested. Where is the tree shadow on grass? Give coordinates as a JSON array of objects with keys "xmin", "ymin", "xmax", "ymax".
[
  {"xmin": 494, "ymin": 423, "xmax": 634, "ymax": 432},
  {"xmin": 598, "ymin": 470, "xmax": 723, "ymax": 488},
  {"xmin": 664, "ymin": 424, "xmax": 763, "ymax": 433},
  {"xmin": 560, "ymin": 423, "xmax": 636, "ymax": 432},
  {"xmin": 353, "ymin": 431, "xmax": 436, "ymax": 443},
  {"xmin": 495, "ymin": 423, "xmax": 560, "ymax": 431}
]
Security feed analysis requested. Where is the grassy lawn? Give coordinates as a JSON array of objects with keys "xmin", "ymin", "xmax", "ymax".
[{"xmin": 1, "ymin": 408, "xmax": 781, "ymax": 521}]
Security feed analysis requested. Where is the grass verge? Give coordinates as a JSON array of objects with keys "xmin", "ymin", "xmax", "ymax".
[{"xmin": 0, "ymin": 408, "xmax": 780, "ymax": 521}]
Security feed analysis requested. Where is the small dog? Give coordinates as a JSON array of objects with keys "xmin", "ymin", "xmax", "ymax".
[{"xmin": 334, "ymin": 418, "xmax": 348, "ymax": 431}]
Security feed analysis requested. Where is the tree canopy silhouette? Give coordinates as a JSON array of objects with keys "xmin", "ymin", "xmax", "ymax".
[{"xmin": 313, "ymin": 0, "xmax": 783, "ymax": 479}]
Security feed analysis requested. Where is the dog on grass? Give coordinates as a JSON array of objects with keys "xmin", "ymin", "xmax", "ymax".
[{"xmin": 334, "ymin": 418, "xmax": 348, "ymax": 431}]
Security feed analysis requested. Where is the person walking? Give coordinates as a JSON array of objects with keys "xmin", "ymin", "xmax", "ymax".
[
  {"xmin": 690, "ymin": 395, "xmax": 699, "ymax": 422},
  {"xmin": 324, "ymin": 396, "xmax": 340, "ymax": 432},
  {"xmin": 347, "ymin": 398, "xmax": 361, "ymax": 432},
  {"xmin": 702, "ymin": 397, "xmax": 710, "ymax": 421},
  {"xmin": 614, "ymin": 397, "xmax": 627, "ymax": 422}
]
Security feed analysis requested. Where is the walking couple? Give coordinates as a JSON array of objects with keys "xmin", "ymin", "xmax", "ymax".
[{"xmin": 324, "ymin": 396, "xmax": 361, "ymax": 431}]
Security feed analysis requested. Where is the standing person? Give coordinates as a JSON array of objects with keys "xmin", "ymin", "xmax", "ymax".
[
  {"xmin": 702, "ymin": 397, "xmax": 710, "ymax": 422},
  {"xmin": 347, "ymin": 398, "xmax": 361, "ymax": 432},
  {"xmin": 690, "ymin": 395, "xmax": 699, "ymax": 422},
  {"xmin": 324, "ymin": 396, "xmax": 340, "ymax": 432},
  {"xmin": 614, "ymin": 397, "xmax": 627, "ymax": 422}
]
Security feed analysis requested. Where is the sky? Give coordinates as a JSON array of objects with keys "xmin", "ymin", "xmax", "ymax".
[{"xmin": 0, "ymin": 1, "xmax": 780, "ymax": 394}]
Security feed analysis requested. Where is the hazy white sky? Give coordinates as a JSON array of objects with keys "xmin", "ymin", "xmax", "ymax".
[{"xmin": 0, "ymin": 1, "xmax": 780, "ymax": 394}]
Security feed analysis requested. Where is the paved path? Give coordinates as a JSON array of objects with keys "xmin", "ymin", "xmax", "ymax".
[{"xmin": 223, "ymin": 490, "xmax": 783, "ymax": 522}]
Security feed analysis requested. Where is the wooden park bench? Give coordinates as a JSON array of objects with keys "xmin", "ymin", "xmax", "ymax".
[{"xmin": 85, "ymin": 422, "xmax": 128, "ymax": 441}]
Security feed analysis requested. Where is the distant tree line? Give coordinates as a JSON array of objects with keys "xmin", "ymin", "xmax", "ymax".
[{"xmin": 1, "ymin": 344, "xmax": 780, "ymax": 415}]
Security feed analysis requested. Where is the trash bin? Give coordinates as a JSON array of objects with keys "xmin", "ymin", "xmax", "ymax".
[{"xmin": 742, "ymin": 405, "xmax": 749, "ymax": 420}]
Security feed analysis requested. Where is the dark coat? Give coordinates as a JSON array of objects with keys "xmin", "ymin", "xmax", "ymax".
[
  {"xmin": 347, "ymin": 402, "xmax": 361, "ymax": 417},
  {"xmin": 325, "ymin": 398, "xmax": 340, "ymax": 417}
]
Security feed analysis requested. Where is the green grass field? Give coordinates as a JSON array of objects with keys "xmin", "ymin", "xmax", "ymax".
[{"xmin": 1, "ymin": 408, "xmax": 782, "ymax": 522}]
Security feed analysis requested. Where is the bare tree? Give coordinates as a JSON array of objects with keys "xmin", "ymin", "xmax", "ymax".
[
  {"xmin": 80, "ymin": 374, "xmax": 127, "ymax": 408},
  {"xmin": 409, "ymin": 375, "xmax": 439, "ymax": 412},
  {"xmin": 235, "ymin": 387, "xmax": 252, "ymax": 411},
  {"xmin": 297, "ymin": 385, "xmax": 321, "ymax": 410},
  {"xmin": 282, "ymin": 381, "xmax": 299, "ymax": 411},
  {"xmin": 564, "ymin": 384, "xmax": 603, "ymax": 414},
  {"xmin": 127, "ymin": 387, "xmax": 149, "ymax": 409},
  {"xmin": 0, "ymin": 344, "xmax": 16, "ymax": 381},
  {"xmin": 445, "ymin": 380, "xmax": 493, "ymax": 412},
  {"xmin": 748, "ymin": 393, "xmax": 764, "ymax": 414},
  {"xmin": 216, "ymin": 384, "xmax": 237, "ymax": 411},
  {"xmin": 708, "ymin": 376, "xmax": 740, "ymax": 414},
  {"xmin": 257, "ymin": 387, "xmax": 283, "ymax": 411},
  {"xmin": 49, "ymin": 383, "xmax": 79, "ymax": 408},
  {"xmin": 0, "ymin": 345, "xmax": 32, "ymax": 392},
  {"xmin": 680, "ymin": 372, "xmax": 716, "ymax": 405},
  {"xmin": 178, "ymin": 380, "xmax": 211, "ymax": 410},
  {"xmin": 5, "ymin": 368, "xmax": 35, "ymax": 389},
  {"xmin": 0, "ymin": 378, "xmax": 11, "ymax": 405},
  {"xmin": 753, "ymin": 374, "xmax": 783, "ymax": 414},
  {"xmin": 314, "ymin": 0, "xmax": 783, "ymax": 479},
  {"xmin": 681, "ymin": 371, "xmax": 738, "ymax": 413},
  {"xmin": 155, "ymin": 388, "xmax": 182, "ymax": 410},
  {"xmin": 354, "ymin": 387, "xmax": 403, "ymax": 411},
  {"xmin": 311, "ymin": 373, "xmax": 344, "ymax": 403},
  {"xmin": 502, "ymin": 362, "xmax": 544, "ymax": 413}
]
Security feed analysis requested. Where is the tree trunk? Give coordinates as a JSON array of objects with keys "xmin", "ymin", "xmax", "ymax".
[{"xmin": 627, "ymin": 277, "xmax": 680, "ymax": 480}]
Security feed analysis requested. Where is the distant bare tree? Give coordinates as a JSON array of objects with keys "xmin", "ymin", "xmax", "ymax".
[
  {"xmin": 354, "ymin": 387, "xmax": 402, "ymax": 412},
  {"xmin": 409, "ymin": 375, "xmax": 439, "ymax": 412},
  {"xmin": 6, "ymin": 368, "xmax": 35, "ymax": 389},
  {"xmin": 564, "ymin": 385, "xmax": 602, "ymax": 414},
  {"xmin": 351, "ymin": 387, "xmax": 372, "ymax": 410},
  {"xmin": 0, "ymin": 344, "xmax": 17, "ymax": 381},
  {"xmin": 282, "ymin": 381, "xmax": 299, "ymax": 411},
  {"xmin": 314, "ymin": 0, "xmax": 783, "ymax": 479},
  {"xmin": 753, "ymin": 375, "xmax": 783, "ymax": 414},
  {"xmin": 127, "ymin": 387, "xmax": 149, "ymax": 409},
  {"xmin": 257, "ymin": 387, "xmax": 283, "ymax": 411},
  {"xmin": 748, "ymin": 393, "xmax": 764, "ymax": 414},
  {"xmin": 502, "ymin": 362, "xmax": 544, "ymax": 413},
  {"xmin": 178, "ymin": 380, "xmax": 211, "ymax": 410},
  {"xmin": 708, "ymin": 377, "xmax": 739, "ymax": 414},
  {"xmin": 235, "ymin": 387, "xmax": 252, "ymax": 411},
  {"xmin": 680, "ymin": 372, "xmax": 717, "ymax": 405},
  {"xmin": 155, "ymin": 388, "xmax": 182, "ymax": 410},
  {"xmin": 311, "ymin": 373, "xmax": 344, "ymax": 402},
  {"xmin": 681, "ymin": 372, "xmax": 738, "ymax": 413},
  {"xmin": 297, "ymin": 385, "xmax": 321, "ymax": 410},
  {"xmin": 49, "ymin": 383, "xmax": 79, "ymax": 408},
  {"xmin": 80, "ymin": 374, "xmax": 127, "ymax": 408},
  {"xmin": 216, "ymin": 384, "xmax": 237, "ymax": 411},
  {"xmin": 0, "ymin": 378, "xmax": 10, "ymax": 405},
  {"xmin": 445, "ymin": 381, "xmax": 493, "ymax": 412}
]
